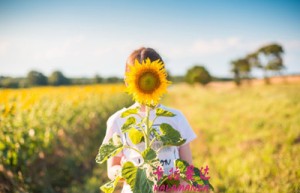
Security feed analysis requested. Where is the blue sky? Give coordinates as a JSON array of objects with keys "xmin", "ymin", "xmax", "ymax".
[{"xmin": 0, "ymin": 0, "xmax": 299, "ymax": 78}]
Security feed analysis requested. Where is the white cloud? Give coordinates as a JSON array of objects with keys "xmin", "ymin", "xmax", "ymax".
[
  {"xmin": 164, "ymin": 37, "xmax": 300, "ymax": 59},
  {"xmin": 0, "ymin": 39, "xmax": 11, "ymax": 56},
  {"xmin": 283, "ymin": 40, "xmax": 300, "ymax": 51},
  {"xmin": 93, "ymin": 40, "xmax": 137, "ymax": 57},
  {"xmin": 156, "ymin": 37, "xmax": 260, "ymax": 59},
  {"xmin": 192, "ymin": 37, "xmax": 241, "ymax": 54},
  {"xmin": 36, "ymin": 35, "xmax": 86, "ymax": 60}
]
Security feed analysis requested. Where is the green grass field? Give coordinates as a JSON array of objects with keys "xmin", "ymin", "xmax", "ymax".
[{"xmin": 163, "ymin": 83, "xmax": 300, "ymax": 193}]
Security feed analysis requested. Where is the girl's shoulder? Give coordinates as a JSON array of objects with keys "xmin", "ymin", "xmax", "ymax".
[{"xmin": 106, "ymin": 107, "xmax": 128, "ymax": 126}]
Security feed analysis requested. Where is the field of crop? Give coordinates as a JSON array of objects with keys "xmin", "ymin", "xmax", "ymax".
[
  {"xmin": 0, "ymin": 85, "xmax": 132, "ymax": 193},
  {"xmin": 1, "ymin": 81, "xmax": 299, "ymax": 193}
]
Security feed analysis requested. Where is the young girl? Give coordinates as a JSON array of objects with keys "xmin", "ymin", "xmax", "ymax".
[{"xmin": 102, "ymin": 47, "xmax": 197, "ymax": 193}]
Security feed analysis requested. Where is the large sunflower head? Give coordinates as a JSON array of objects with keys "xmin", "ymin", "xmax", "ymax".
[{"xmin": 125, "ymin": 58, "xmax": 171, "ymax": 106}]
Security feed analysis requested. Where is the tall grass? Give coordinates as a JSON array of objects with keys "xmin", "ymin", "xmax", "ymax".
[{"xmin": 163, "ymin": 83, "xmax": 300, "ymax": 193}]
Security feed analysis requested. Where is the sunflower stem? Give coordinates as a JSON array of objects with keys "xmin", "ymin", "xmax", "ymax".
[
  {"xmin": 145, "ymin": 105, "xmax": 150, "ymax": 149},
  {"xmin": 123, "ymin": 145, "xmax": 143, "ymax": 156},
  {"xmin": 149, "ymin": 137, "xmax": 157, "ymax": 147}
]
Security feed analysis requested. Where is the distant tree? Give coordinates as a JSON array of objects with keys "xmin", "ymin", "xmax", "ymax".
[
  {"xmin": 0, "ymin": 77, "xmax": 19, "ymax": 88},
  {"xmin": 27, "ymin": 70, "xmax": 47, "ymax": 86},
  {"xmin": 106, "ymin": 76, "xmax": 122, "ymax": 83},
  {"xmin": 170, "ymin": 75, "xmax": 185, "ymax": 83},
  {"xmin": 256, "ymin": 43, "xmax": 285, "ymax": 84},
  {"xmin": 231, "ymin": 58, "xmax": 252, "ymax": 86},
  {"xmin": 93, "ymin": 74, "xmax": 103, "ymax": 84},
  {"xmin": 48, "ymin": 71, "xmax": 70, "ymax": 86},
  {"xmin": 18, "ymin": 79, "xmax": 28, "ymax": 88},
  {"xmin": 246, "ymin": 52, "xmax": 260, "ymax": 68},
  {"xmin": 231, "ymin": 60, "xmax": 241, "ymax": 86},
  {"xmin": 185, "ymin": 65, "xmax": 212, "ymax": 86},
  {"xmin": 70, "ymin": 77, "xmax": 94, "ymax": 85}
]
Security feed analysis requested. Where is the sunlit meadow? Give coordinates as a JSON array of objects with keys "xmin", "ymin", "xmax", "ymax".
[
  {"xmin": 163, "ymin": 82, "xmax": 300, "ymax": 193},
  {"xmin": 1, "ymin": 82, "xmax": 299, "ymax": 193}
]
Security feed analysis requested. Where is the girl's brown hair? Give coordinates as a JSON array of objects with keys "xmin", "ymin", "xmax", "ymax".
[{"xmin": 125, "ymin": 47, "xmax": 164, "ymax": 73}]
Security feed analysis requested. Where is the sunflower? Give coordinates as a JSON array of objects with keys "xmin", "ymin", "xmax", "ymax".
[{"xmin": 125, "ymin": 58, "xmax": 171, "ymax": 106}]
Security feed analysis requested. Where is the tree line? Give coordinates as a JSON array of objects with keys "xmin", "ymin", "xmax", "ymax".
[
  {"xmin": 0, "ymin": 71, "xmax": 123, "ymax": 88},
  {"xmin": 0, "ymin": 69, "xmax": 225, "ymax": 88},
  {"xmin": 184, "ymin": 43, "xmax": 285, "ymax": 86},
  {"xmin": 230, "ymin": 43, "xmax": 284, "ymax": 85}
]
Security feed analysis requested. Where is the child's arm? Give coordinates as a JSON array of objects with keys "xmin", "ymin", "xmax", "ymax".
[
  {"xmin": 179, "ymin": 143, "xmax": 193, "ymax": 165},
  {"xmin": 107, "ymin": 156, "xmax": 122, "ymax": 180},
  {"xmin": 178, "ymin": 143, "xmax": 193, "ymax": 191}
]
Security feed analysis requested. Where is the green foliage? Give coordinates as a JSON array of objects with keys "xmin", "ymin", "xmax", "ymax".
[
  {"xmin": 155, "ymin": 123, "xmax": 186, "ymax": 146},
  {"xmin": 259, "ymin": 44, "xmax": 285, "ymax": 73},
  {"xmin": 121, "ymin": 117, "xmax": 136, "ymax": 132},
  {"xmin": 0, "ymin": 77, "xmax": 24, "ymax": 88},
  {"xmin": 256, "ymin": 43, "xmax": 285, "ymax": 83},
  {"xmin": 142, "ymin": 148, "xmax": 157, "ymax": 162},
  {"xmin": 93, "ymin": 74, "xmax": 104, "ymax": 84},
  {"xmin": 185, "ymin": 65, "xmax": 212, "ymax": 85},
  {"xmin": 231, "ymin": 59, "xmax": 251, "ymax": 76},
  {"xmin": 121, "ymin": 107, "xmax": 139, "ymax": 118},
  {"xmin": 0, "ymin": 71, "xmax": 125, "ymax": 88},
  {"xmin": 258, "ymin": 43, "xmax": 284, "ymax": 56},
  {"xmin": 97, "ymin": 105, "xmax": 213, "ymax": 193},
  {"xmin": 155, "ymin": 108, "xmax": 176, "ymax": 117},
  {"xmin": 157, "ymin": 175, "xmax": 180, "ymax": 187},
  {"xmin": 121, "ymin": 161, "xmax": 138, "ymax": 190},
  {"xmin": 175, "ymin": 159, "xmax": 214, "ymax": 190},
  {"xmin": 231, "ymin": 58, "xmax": 252, "ymax": 86},
  {"xmin": 128, "ymin": 129, "xmax": 144, "ymax": 145},
  {"xmin": 121, "ymin": 161, "xmax": 154, "ymax": 193},
  {"xmin": 48, "ymin": 71, "xmax": 70, "ymax": 86},
  {"xmin": 95, "ymin": 134, "xmax": 124, "ymax": 164},
  {"xmin": 106, "ymin": 77, "xmax": 123, "ymax": 83},
  {"xmin": 100, "ymin": 176, "xmax": 122, "ymax": 193},
  {"xmin": 27, "ymin": 70, "xmax": 48, "ymax": 86},
  {"xmin": 231, "ymin": 43, "xmax": 285, "ymax": 85}
]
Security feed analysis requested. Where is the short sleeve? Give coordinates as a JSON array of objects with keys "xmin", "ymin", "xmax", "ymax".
[
  {"xmin": 177, "ymin": 111, "xmax": 197, "ymax": 146},
  {"xmin": 101, "ymin": 114, "xmax": 124, "ymax": 157}
]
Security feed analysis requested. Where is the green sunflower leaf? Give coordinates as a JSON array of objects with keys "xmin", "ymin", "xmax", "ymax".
[
  {"xmin": 135, "ymin": 169, "xmax": 156, "ymax": 193},
  {"xmin": 95, "ymin": 134, "xmax": 123, "ymax": 164},
  {"xmin": 100, "ymin": 176, "xmax": 122, "ymax": 193},
  {"xmin": 122, "ymin": 161, "xmax": 154, "ymax": 193},
  {"xmin": 175, "ymin": 159, "xmax": 214, "ymax": 191},
  {"xmin": 121, "ymin": 107, "xmax": 139, "ymax": 118},
  {"xmin": 122, "ymin": 161, "xmax": 137, "ymax": 190},
  {"xmin": 157, "ymin": 175, "xmax": 180, "ymax": 187},
  {"xmin": 156, "ymin": 108, "xmax": 176, "ymax": 117},
  {"xmin": 121, "ymin": 117, "xmax": 136, "ymax": 133},
  {"xmin": 157, "ymin": 123, "xmax": 186, "ymax": 146},
  {"xmin": 142, "ymin": 147, "xmax": 157, "ymax": 162},
  {"xmin": 128, "ymin": 128, "xmax": 144, "ymax": 145}
]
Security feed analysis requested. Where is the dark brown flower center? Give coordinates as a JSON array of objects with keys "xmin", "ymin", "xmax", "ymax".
[{"xmin": 137, "ymin": 71, "xmax": 161, "ymax": 93}]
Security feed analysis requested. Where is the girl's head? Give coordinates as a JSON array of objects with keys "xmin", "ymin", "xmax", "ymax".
[
  {"xmin": 125, "ymin": 47, "xmax": 164, "ymax": 73},
  {"xmin": 124, "ymin": 47, "xmax": 170, "ymax": 105}
]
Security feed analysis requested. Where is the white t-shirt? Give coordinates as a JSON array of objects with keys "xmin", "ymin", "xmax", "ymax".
[{"xmin": 101, "ymin": 103, "xmax": 197, "ymax": 193}]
